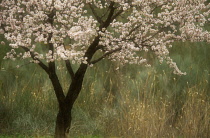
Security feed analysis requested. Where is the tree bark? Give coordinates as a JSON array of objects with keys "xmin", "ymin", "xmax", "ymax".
[
  {"xmin": 55, "ymin": 104, "xmax": 72, "ymax": 138},
  {"xmin": 53, "ymin": 64, "xmax": 88, "ymax": 138},
  {"xmin": 52, "ymin": 4, "xmax": 117, "ymax": 136}
]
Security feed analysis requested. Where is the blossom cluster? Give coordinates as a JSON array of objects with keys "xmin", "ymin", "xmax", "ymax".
[
  {"xmin": 1, "ymin": 0, "xmax": 97, "ymax": 64},
  {"xmin": 1, "ymin": 0, "xmax": 210, "ymax": 75}
]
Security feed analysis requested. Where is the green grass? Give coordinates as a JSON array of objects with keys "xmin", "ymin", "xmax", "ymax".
[
  {"xmin": 0, "ymin": 40, "xmax": 209, "ymax": 137},
  {"xmin": 0, "ymin": 135, "xmax": 53, "ymax": 138}
]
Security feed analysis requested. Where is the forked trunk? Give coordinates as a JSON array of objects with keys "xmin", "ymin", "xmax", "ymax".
[{"xmin": 55, "ymin": 107, "xmax": 72, "ymax": 138}]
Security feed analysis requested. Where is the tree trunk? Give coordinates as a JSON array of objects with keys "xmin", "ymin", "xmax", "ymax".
[{"xmin": 55, "ymin": 106, "xmax": 72, "ymax": 138}]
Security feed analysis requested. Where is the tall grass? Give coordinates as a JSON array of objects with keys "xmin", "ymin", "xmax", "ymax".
[{"xmin": 0, "ymin": 40, "xmax": 209, "ymax": 137}]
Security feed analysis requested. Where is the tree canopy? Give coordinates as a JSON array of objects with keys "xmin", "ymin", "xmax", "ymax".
[
  {"xmin": 1, "ymin": 0, "xmax": 210, "ymax": 137},
  {"xmin": 1, "ymin": 0, "xmax": 209, "ymax": 76}
]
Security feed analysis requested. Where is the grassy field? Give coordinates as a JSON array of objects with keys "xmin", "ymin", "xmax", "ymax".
[{"xmin": 0, "ymin": 38, "xmax": 209, "ymax": 137}]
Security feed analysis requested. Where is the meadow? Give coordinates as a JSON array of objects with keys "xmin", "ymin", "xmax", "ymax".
[{"xmin": 0, "ymin": 38, "xmax": 209, "ymax": 137}]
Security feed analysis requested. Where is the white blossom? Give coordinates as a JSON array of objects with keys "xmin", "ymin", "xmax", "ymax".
[{"xmin": 0, "ymin": 0, "xmax": 209, "ymax": 75}]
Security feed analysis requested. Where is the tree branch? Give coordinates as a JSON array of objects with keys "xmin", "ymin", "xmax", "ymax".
[
  {"xmin": 141, "ymin": 27, "xmax": 166, "ymax": 44},
  {"xmin": 48, "ymin": 33, "xmax": 56, "ymax": 73},
  {"xmin": 65, "ymin": 36, "xmax": 101, "ymax": 105},
  {"xmin": 128, "ymin": 24, "xmax": 142, "ymax": 36},
  {"xmin": 65, "ymin": 2, "xmax": 124, "ymax": 106},
  {"xmin": 22, "ymin": 45, "xmax": 66, "ymax": 105},
  {"xmin": 65, "ymin": 60, "xmax": 75, "ymax": 80},
  {"xmin": 88, "ymin": 3, "xmax": 103, "ymax": 24},
  {"xmin": 90, "ymin": 47, "xmax": 121, "ymax": 64},
  {"xmin": 46, "ymin": 8, "xmax": 66, "ymax": 105},
  {"xmin": 150, "ymin": 2, "xmax": 168, "ymax": 14},
  {"xmin": 47, "ymin": 7, "xmax": 56, "ymax": 73},
  {"xmin": 111, "ymin": 9, "xmax": 124, "ymax": 21},
  {"xmin": 20, "ymin": 46, "xmax": 49, "ymax": 73},
  {"xmin": 101, "ymin": 2, "xmax": 116, "ymax": 28}
]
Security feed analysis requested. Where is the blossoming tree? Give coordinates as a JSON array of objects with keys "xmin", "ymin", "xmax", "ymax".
[{"xmin": 0, "ymin": 0, "xmax": 210, "ymax": 137}]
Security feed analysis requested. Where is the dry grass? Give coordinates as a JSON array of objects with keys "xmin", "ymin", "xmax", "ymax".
[{"xmin": 0, "ymin": 41, "xmax": 209, "ymax": 137}]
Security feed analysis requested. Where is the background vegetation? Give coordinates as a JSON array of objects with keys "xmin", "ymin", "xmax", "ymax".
[{"xmin": 0, "ymin": 32, "xmax": 209, "ymax": 137}]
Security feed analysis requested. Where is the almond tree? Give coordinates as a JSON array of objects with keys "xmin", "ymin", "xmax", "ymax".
[{"xmin": 0, "ymin": 0, "xmax": 210, "ymax": 137}]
